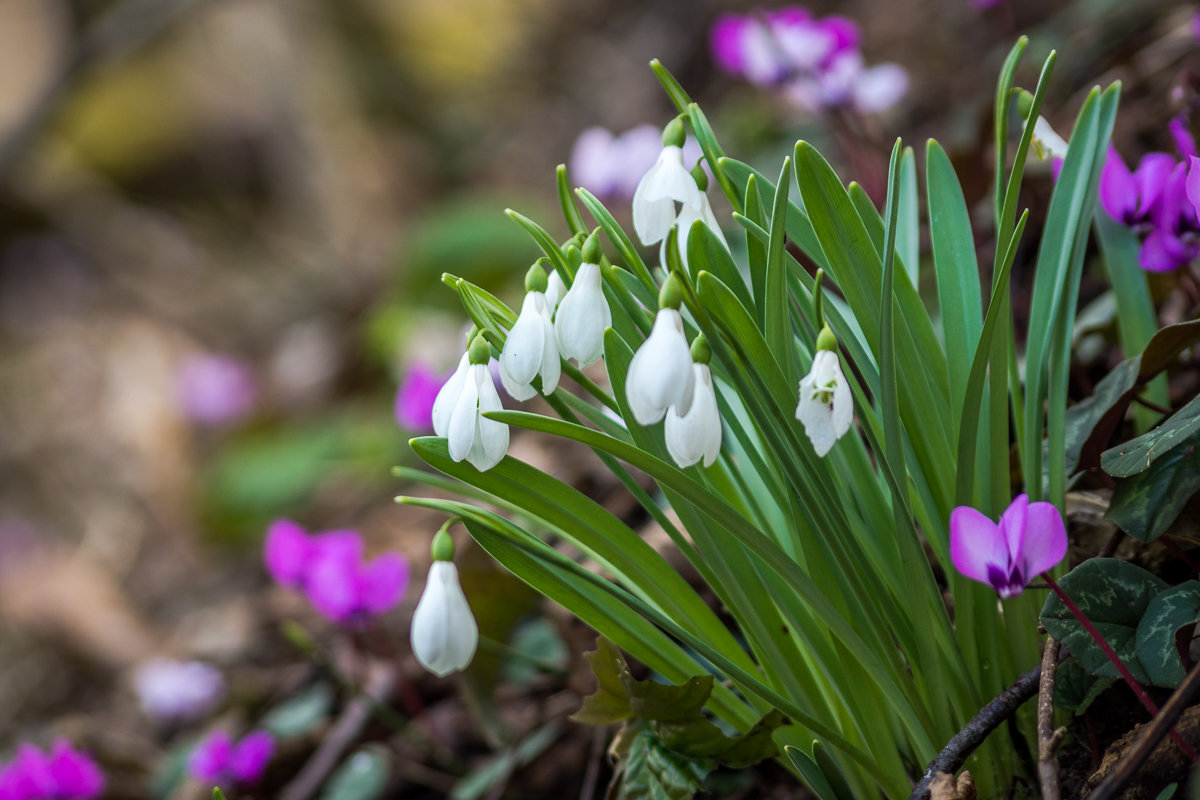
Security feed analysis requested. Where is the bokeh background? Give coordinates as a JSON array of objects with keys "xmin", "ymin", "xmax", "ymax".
[{"xmin": 0, "ymin": 0, "xmax": 1195, "ymax": 797}]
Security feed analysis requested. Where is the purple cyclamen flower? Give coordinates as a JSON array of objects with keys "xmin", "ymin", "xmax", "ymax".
[
  {"xmin": 395, "ymin": 362, "xmax": 443, "ymax": 432},
  {"xmin": 263, "ymin": 520, "xmax": 408, "ymax": 627},
  {"xmin": 175, "ymin": 354, "xmax": 257, "ymax": 425},
  {"xmin": 188, "ymin": 730, "xmax": 273, "ymax": 790},
  {"xmin": 1170, "ymin": 116, "xmax": 1197, "ymax": 160},
  {"xmin": 133, "ymin": 659, "xmax": 225, "ymax": 723},
  {"xmin": 1141, "ymin": 160, "xmax": 1200, "ymax": 272},
  {"xmin": 0, "ymin": 740, "xmax": 105, "ymax": 800},
  {"xmin": 950, "ymin": 494, "xmax": 1067, "ymax": 599},
  {"xmin": 1098, "ymin": 146, "xmax": 1175, "ymax": 227}
]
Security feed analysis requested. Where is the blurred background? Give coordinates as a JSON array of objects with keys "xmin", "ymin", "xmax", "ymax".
[{"xmin": 0, "ymin": 0, "xmax": 1195, "ymax": 796}]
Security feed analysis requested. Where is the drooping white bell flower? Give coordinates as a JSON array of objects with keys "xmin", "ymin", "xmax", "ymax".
[
  {"xmin": 446, "ymin": 335, "xmax": 509, "ymax": 471},
  {"xmin": 545, "ymin": 269, "xmax": 567, "ymax": 315},
  {"xmin": 500, "ymin": 266, "xmax": 561, "ymax": 401},
  {"xmin": 554, "ymin": 257, "xmax": 611, "ymax": 367},
  {"xmin": 1032, "ymin": 116, "xmax": 1069, "ymax": 161},
  {"xmin": 662, "ymin": 187, "xmax": 728, "ymax": 273},
  {"xmin": 626, "ymin": 277, "xmax": 695, "ymax": 426},
  {"xmin": 664, "ymin": 338, "xmax": 721, "ymax": 467},
  {"xmin": 411, "ymin": 530, "xmax": 478, "ymax": 677},
  {"xmin": 795, "ymin": 326, "xmax": 853, "ymax": 457},
  {"xmin": 632, "ymin": 119, "xmax": 705, "ymax": 247},
  {"xmin": 431, "ymin": 351, "xmax": 470, "ymax": 437}
]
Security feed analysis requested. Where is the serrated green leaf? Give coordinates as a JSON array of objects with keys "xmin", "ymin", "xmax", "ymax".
[
  {"xmin": 573, "ymin": 637, "xmax": 634, "ymax": 725},
  {"xmin": 1103, "ymin": 395, "xmax": 1200, "ymax": 477},
  {"xmin": 1136, "ymin": 581, "xmax": 1200, "ymax": 688},
  {"xmin": 1039, "ymin": 559, "xmax": 1166, "ymax": 682},
  {"xmin": 319, "ymin": 747, "xmax": 390, "ymax": 800},
  {"xmin": 1106, "ymin": 430, "xmax": 1200, "ymax": 542}
]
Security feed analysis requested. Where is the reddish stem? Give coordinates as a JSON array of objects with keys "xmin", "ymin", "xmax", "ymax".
[{"xmin": 1042, "ymin": 572, "xmax": 1197, "ymax": 761}]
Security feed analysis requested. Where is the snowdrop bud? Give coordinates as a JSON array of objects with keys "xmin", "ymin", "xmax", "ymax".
[
  {"xmin": 554, "ymin": 262, "xmax": 611, "ymax": 367},
  {"xmin": 564, "ymin": 243, "xmax": 582, "ymax": 272},
  {"xmin": 411, "ymin": 557, "xmax": 478, "ymax": 677},
  {"xmin": 665, "ymin": 362, "xmax": 722, "ymax": 468},
  {"xmin": 582, "ymin": 230, "xmax": 603, "ymax": 264},
  {"xmin": 658, "ymin": 273, "xmax": 685, "ymax": 310},
  {"xmin": 690, "ymin": 161, "xmax": 709, "ymax": 191},
  {"xmin": 690, "ymin": 333, "xmax": 711, "ymax": 364},
  {"xmin": 1015, "ymin": 89, "xmax": 1035, "ymax": 120},
  {"xmin": 795, "ymin": 344, "xmax": 853, "ymax": 457},
  {"xmin": 626, "ymin": 307, "xmax": 695, "ymax": 425},
  {"xmin": 499, "ymin": 290, "xmax": 560, "ymax": 401},
  {"xmin": 525, "ymin": 263, "xmax": 548, "ymax": 294}
]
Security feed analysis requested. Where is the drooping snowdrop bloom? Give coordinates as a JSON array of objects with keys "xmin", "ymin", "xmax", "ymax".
[
  {"xmin": 795, "ymin": 325, "xmax": 852, "ymax": 456},
  {"xmin": 446, "ymin": 334, "xmax": 510, "ymax": 471},
  {"xmin": 500, "ymin": 264, "xmax": 561, "ymax": 401},
  {"xmin": 554, "ymin": 235, "xmax": 611, "ymax": 367},
  {"xmin": 626, "ymin": 276, "xmax": 695, "ymax": 426},
  {"xmin": 665, "ymin": 164, "xmax": 729, "ymax": 273},
  {"xmin": 133, "ymin": 659, "xmax": 225, "ymax": 723},
  {"xmin": 632, "ymin": 118, "xmax": 705, "ymax": 247},
  {"xmin": 950, "ymin": 494, "xmax": 1067, "ymax": 598},
  {"xmin": 1031, "ymin": 116, "xmax": 1070, "ymax": 162},
  {"xmin": 188, "ymin": 730, "xmax": 274, "ymax": 791},
  {"xmin": 432, "ymin": 351, "xmax": 470, "ymax": 438},
  {"xmin": 0, "ymin": 740, "xmax": 105, "ymax": 800},
  {"xmin": 545, "ymin": 269, "xmax": 567, "ymax": 315},
  {"xmin": 664, "ymin": 335, "xmax": 722, "ymax": 468},
  {"xmin": 411, "ymin": 529, "xmax": 478, "ymax": 677}
]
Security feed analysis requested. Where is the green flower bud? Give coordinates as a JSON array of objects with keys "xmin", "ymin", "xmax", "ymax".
[
  {"xmin": 564, "ymin": 243, "xmax": 582, "ymax": 270},
  {"xmin": 468, "ymin": 332, "xmax": 491, "ymax": 365},
  {"xmin": 431, "ymin": 528, "xmax": 456, "ymax": 562},
  {"xmin": 582, "ymin": 229, "xmax": 602, "ymax": 264},
  {"xmin": 662, "ymin": 117, "xmax": 686, "ymax": 149},
  {"xmin": 690, "ymin": 161, "xmax": 709, "ymax": 191},
  {"xmin": 1015, "ymin": 89, "xmax": 1035, "ymax": 120},
  {"xmin": 659, "ymin": 273, "xmax": 685, "ymax": 311},
  {"xmin": 525, "ymin": 262, "xmax": 548, "ymax": 293},
  {"xmin": 690, "ymin": 333, "xmax": 711, "ymax": 365},
  {"xmin": 815, "ymin": 324, "xmax": 838, "ymax": 353}
]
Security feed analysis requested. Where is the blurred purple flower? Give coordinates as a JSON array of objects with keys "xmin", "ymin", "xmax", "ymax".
[
  {"xmin": 570, "ymin": 126, "xmax": 701, "ymax": 201},
  {"xmin": 950, "ymin": 494, "xmax": 1067, "ymax": 599},
  {"xmin": 395, "ymin": 362, "xmax": 443, "ymax": 432},
  {"xmin": 1141, "ymin": 160, "xmax": 1200, "ymax": 272},
  {"xmin": 0, "ymin": 740, "xmax": 104, "ymax": 800},
  {"xmin": 133, "ymin": 659, "xmax": 225, "ymax": 723},
  {"xmin": 188, "ymin": 730, "xmax": 273, "ymax": 790},
  {"xmin": 1099, "ymin": 146, "xmax": 1175, "ymax": 228},
  {"xmin": 263, "ymin": 520, "xmax": 408, "ymax": 627},
  {"xmin": 1170, "ymin": 116, "xmax": 1197, "ymax": 160},
  {"xmin": 175, "ymin": 354, "xmax": 256, "ymax": 425}
]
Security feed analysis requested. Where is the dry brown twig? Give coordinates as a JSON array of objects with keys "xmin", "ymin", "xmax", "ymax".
[{"xmin": 1037, "ymin": 637, "xmax": 1066, "ymax": 800}]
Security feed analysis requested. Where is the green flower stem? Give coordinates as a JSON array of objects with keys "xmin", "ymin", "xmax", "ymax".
[{"xmin": 1041, "ymin": 572, "xmax": 1196, "ymax": 760}]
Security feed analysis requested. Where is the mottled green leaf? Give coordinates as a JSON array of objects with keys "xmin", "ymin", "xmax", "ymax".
[
  {"xmin": 1107, "ymin": 430, "xmax": 1200, "ymax": 542},
  {"xmin": 319, "ymin": 747, "xmax": 390, "ymax": 800},
  {"xmin": 1137, "ymin": 581, "xmax": 1200, "ymax": 687},
  {"xmin": 1103, "ymin": 394, "xmax": 1200, "ymax": 477},
  {"xmin": 619, "ymin": 724, "xmax": 712, "ymax": 800},
  {"xmin": 1040, "ymin": 558, "xmax": 1166, "ymax": 682},
  {"xmin": 1052, "ymin": 658, "xmax": 1115, "ymax": 714}
]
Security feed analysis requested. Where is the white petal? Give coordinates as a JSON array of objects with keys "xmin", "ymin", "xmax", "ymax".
[
  {"xmin": 410, "ymin": 562, "xmax": 479, "ymax": 677},
  {"xmin": 447, "ymin": 365, "xmax": 482, "ymax": 462},
  {"xmin": 665, "ymin": 364, "xmax": 722, "ymax": 467},
  {"xmin": 674, "ymin": 197, "xmax": 728, "ymax": 272},
  {"xmin": 632, "ymin": 146, "xmax": 702, "ymax": 245},
  {"xmin": 1034, "ymin": 117, "xmax": 1070, "ymax": 161},
  {"xmin": 626, "ymin": 309, "xmax": 695, "ymax": 425},
  {"xmin": 500, "ymin": 293, "xmax": 546, "ymax": 399},
  {"xmin": 431, "ymin": 353, "xmax": 469, "ymax": 438},
  {"xmin": 795, "ymin": 351, "xmax": 852, "ymax": 457},
  {"xmin": 554, "ymin": 263, "xmax": 611, "ymax": 367},
  {"xmin": 545, "ymin": 271, "xmax": 567, "ymax": 315},
  {"xmin": 538, "ymin": 299, "xmax": 560, "ymax": 394},
  {"xmin": 468, "ymin": 365, "xmax": 509, "ymax": 471}
]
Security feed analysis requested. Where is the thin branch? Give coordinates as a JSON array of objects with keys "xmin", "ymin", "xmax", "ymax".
[
  {"xmin": 1131, "ymin": 394, "xmax": 1173, "ymax": 416},
  {"xmin": 1086, "ymin": 659, "xmax": 1200, "ymax": 800},
  {"xmin": 908, "ymin": 665, "xmax": 1041, "ymax": 800},
  {"xmin": 1038, "ymin": 637, "xmax": 1063, "ymax": 800}
]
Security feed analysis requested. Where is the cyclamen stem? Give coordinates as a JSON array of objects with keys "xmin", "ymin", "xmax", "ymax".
[{"xmin": 1041, "ymin": 572, "xmax": 1197, "ymax": 761}]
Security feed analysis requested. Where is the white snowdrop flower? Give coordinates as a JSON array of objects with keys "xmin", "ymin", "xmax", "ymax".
[
  {"xmin": 795, "ymin": 327, "xmax": 853, "ymax": 457},
  {"xmin": 663, "ymin": 189, "xmax": 728, "ymax": 273},
  {"xmin": 500, "ymin": 266, "xmax": 561, "ymax": 401},
  {"xmin": 632, "ymin": 119, "xmax": 704, "ymax": 247},
  {"xmin": 431, "ymin": 351, "xmax": 470, "ymax": 437},
  {"xmin": 626, "ymin": 279, "xmax": 695, "ymax": 426},
  {"xmin": 554, "ymin": 258, "xmax": 611, "ymax": 368},
  {"xmin": 545, "ymin": 270, "xmax": 567, "ymax": 315},
  {"xmin": 411, "ymin": 531, "xmax": 478, "ymax": 677},
  {"xmin": 446, "ymin": 336, "xmax": 509, "ymax": 471},
  {"xmin": 664, "ymin": 341, "xmax": 721, "ymax": 468},
  {"xmin": 1032, "ymin": 116, "xmax": 1070, "ymax": 161}
]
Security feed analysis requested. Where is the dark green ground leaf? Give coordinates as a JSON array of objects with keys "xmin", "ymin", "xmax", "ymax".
[
  {"xmin": 1053, "ymin": 658, "xmax": 1115, "ymax": 714},
  {"xmin": 1107, "ymin": 430, "xmax": 1200, "ymax": 542},
  {"xmin": 619, "ymin": 724, "xmax": 713, "ymax": 800},
  {"xmin": 1137, "ymin": 581, "xmax": 1200, "ymax": 688},
  {"xmin": 572, "ymin": 637, "xmax": 634, "ymax": 725},
  {"xmin": 260, "ymin": 682, "xmax": 334, "ymax": 739},
  {"xmin": 319, "ymin": 747, "xmax": 390, "ymax": 800},
  {"xmin": 1103, "ymin": 395, "xmax": 1200, "ymax": 477},
  {"xmin": 1040, "ymin": 559, "xmax": 1166, "ymax": 682}
]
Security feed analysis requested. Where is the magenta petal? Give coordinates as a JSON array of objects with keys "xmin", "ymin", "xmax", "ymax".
[
  {"xmin": 47, "ymin": 740, "xmax": 104, "ymax": 798},
  {"xmin": 229, "ymin": 731, "xmax": 273, "ymax": 785},
  {"xmin": 998, "ymin": 493, "xmax": 1030, "ymax": 567},
  {"xmin": 1098, "ymin": 146, "xmax": 1135, "ymax": 222},
  {"xmin": 710, "ymin": 14, "xmax": 750, "ymax": 74},
  {"xmin": 950, "ymin": 506, "xmax": 1007, "ymax": 585},
  {"xmin": 189, "ymin": 731, "xmax": 232, "ymax": 783},
  {"xmin": 395, "ymin": 362, "xmax": 442, "ymax": 432},
  {"xmin": 1133, "ymin": 153, "xmax": 1177, "ymax": 217},
  {"xmin": 264, "ymin": 520, "xmax": 310, "ymax": 588},
  {"xmin": 310, "ymin": 530, "xmax": 364, "ymax": 565},
  {"xmin": 358, "ymin": 553, "xmax": 409, "ymax": 615},
  {"xmin": 304, "ymin": 554, "xmax": 358, "ymax": 624},
  {"xmin": 1186, "ymin": 156, "xmax": 1200, "ymax": 226},
  {"xmin": 11, "ymin": 745, "xmax": 54, "ymax": 796},
  {"xmin": 1018, "ymin": 501, "xmax": 1068, "ymax": 577},
  {"xmin": 1140, "ymin": 228, "xmax": 1186, "ymax": 272},
  {"xmin": 1172, "ymin": 117, "xmax": 1197, "ymax": 160}
]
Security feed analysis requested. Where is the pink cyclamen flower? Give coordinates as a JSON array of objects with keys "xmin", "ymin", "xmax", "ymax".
[
  {"xmin": 395, "ymin": 362, "xmax": 443, "ymax": 432},
  {"xmin": 188, "ymin": 730, "xmax": 273, "ymax": 790},
  {"xmin": 133, "ymin": 659, "xmax": 225, "ymax": 723},
  {"xmin": 950, "ymin": 494, "xmax": 1067, "ymax": 598},
  {"xmin": 263, "ymin": 520, "xmax": 408, "ymax": 627},
  {"xmin": 175, "ymin": 354, "xmax": 257, "ymax": 425},
  {"xmin": 1098, "ymin": 146, "xmax": 1175, "ymax": 228},
  {"xmin": 0, "ymin": 740, "xmax": 105, "ymax": 800}
]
